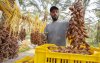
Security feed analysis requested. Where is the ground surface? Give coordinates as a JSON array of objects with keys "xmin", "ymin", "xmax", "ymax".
[{"xmin": 3, "ymin": 49, "xmax": 35, "ymax": 63}]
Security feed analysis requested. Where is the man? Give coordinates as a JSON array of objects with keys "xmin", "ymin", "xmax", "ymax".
[{"xmin": 44, "ymin": 6, "xmax": 69, "ymax": 46}]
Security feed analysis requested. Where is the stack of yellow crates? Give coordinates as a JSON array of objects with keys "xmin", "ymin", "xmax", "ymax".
[
  {"xmin": 15, "ymin": 44, "xmax": 100, "ymax": 63},
  {"xmin": 34, "ymin": 44, "xmax": 100, "ymax": 63}
]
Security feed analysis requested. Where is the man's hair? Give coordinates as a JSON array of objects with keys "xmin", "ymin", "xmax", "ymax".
[{"xmin": 50, "ymin": 6, "xmax": 59, "ymax": 12}]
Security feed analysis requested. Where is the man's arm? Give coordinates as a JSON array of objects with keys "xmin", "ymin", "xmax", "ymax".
[
  {"xmin": 44, "ymin": 25, "xmax": 48, "ymax": 42},
  {"xmin": 62, "ymin": 20, "xmax": 69, "ymax": 38}
]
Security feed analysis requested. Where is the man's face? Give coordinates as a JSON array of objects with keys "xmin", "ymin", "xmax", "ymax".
[{"xmin": 50, "ymin": 9, "xmax": 59, "ymax": 21}]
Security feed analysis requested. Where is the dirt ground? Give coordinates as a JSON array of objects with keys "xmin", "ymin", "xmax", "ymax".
[{"xmin": 3, "ymin": 49, "xmax": 35, "ymax": 63}]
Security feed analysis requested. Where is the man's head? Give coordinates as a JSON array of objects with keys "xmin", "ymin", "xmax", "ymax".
[{"xmin": 50, "ymin": 6, "xmax": 59, "ymax": 21}]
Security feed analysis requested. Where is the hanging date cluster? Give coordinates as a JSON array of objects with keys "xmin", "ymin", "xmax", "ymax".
[
  {"xmin": 0, "ymin": 26, "xmax": 18, "ymax": 62},
  {"xmin": 67, "ymin": 0, "xmax": 90, "ymax": 49},
  {"xmin": 30, "ymin": 31, "xmax": 47, "ymax": 46}
]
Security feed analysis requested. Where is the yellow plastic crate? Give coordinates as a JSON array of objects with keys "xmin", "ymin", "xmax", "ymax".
[
  {"xmin": 34, "ymin": 44, "xmax": 100, "ymax": 63},
  {"xmin": 90, "ymin": 47, "xmax": 100, "ymax": 52},
  {"xmin": 15, "ymin": 56, "xmax": 34, "ymax": 63}
]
